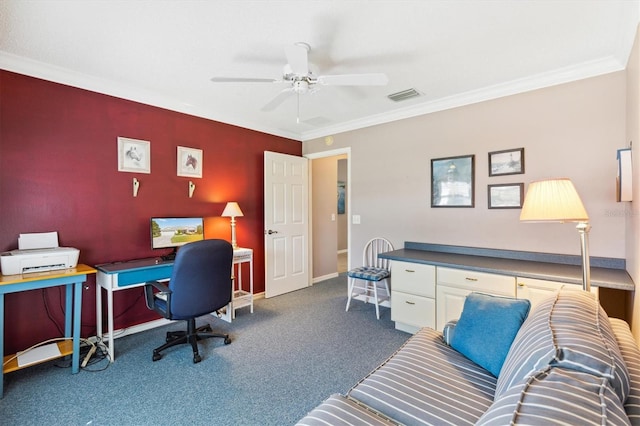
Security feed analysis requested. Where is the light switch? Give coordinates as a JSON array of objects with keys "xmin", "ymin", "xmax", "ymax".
[
  {"xmin": 331, "ymin": 213, "xmax": 336, "ymax": 221},
  {"xmin": 352, "ymin": 215, "xmax": 361, "ymax": 224}
]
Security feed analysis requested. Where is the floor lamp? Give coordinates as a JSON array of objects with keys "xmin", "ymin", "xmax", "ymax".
[
  {"xmin": 520, "ymin": 178, "xmax": 591, "ymax": 291},
  {"xmin": 221, "ymin": 202, "xmax": 244, "ymax": 249}
]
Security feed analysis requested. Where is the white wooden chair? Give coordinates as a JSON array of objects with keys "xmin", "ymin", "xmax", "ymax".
[{"xmin": 345, "ymin": 237, "xmax": 394, "ymax": 319}]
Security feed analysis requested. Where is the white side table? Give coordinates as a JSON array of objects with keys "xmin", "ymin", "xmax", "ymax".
[{"xmin": 231, "ymin": 247, "xmax": 253, "ymax": 319}]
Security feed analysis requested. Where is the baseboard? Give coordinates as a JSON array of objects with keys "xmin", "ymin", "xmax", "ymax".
[
  {"xmin": 94, "ymin": 318, "xmax": 174, "ymax": 343},
  {"xmin": 313, "ymin": 272, "xmax": 339, "ymax": 283}
]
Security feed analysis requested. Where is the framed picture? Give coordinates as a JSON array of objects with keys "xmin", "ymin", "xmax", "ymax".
[
  {"xmin": 431, "ymin": 155, "xmax": 475, "ymax": 207},
  {"xmin": 488, "ymin": 183, "xmax": 524, "ymax": 209},
  {"xmin": 337, "ymin": 181, "xmax": 346, "ymax": 214},
  {"xmin": 488, "ymin": 148, "xmax": 524, "ymax": 176},
  {"xmin": 118, "ymin": 137, "xmax": 150, "ymax": 174},
  {"xmin": 177, "ymin": 146, "xmax": 203, "ymax": 178}
]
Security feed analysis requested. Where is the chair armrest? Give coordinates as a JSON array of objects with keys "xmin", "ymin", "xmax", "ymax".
[{"xmin": 144, "ymin": 280, "xmax": 171, "ymax": 312}]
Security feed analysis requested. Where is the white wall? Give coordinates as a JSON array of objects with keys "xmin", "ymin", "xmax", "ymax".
[
  {"xmin": 303, "ymin": 72, "xmax": 627, "ymax": 266},
  {"xmin": 626, "ymin": 25, "xmax": 640, "ymax": 339},
  {"xmin": 311, "ymin": 156, "xmax": 339, "ymax": 279}
]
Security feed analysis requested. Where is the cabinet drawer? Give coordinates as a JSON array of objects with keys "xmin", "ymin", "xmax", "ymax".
[
  {"xmin": 437, "ymin": 267, "xmax": 515, "ymax": 296},
  {"xmin": 97, "ymin": 264, "xmax": 173, "ymax": 289},
  {"xmin": 391, "ymin": 291, "xmax": 435, "ymax": 329},
  {"xmin": 391, "ymin": 261, "xmax": 435, "ymax": 298}
]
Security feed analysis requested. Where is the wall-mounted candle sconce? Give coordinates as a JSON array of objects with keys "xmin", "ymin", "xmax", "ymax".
[
  {"xmin": 188, "ymin": 181, "xmax": 196, "ymax": 198},
  {"xmin": 133, "ymin": 178, "xmax": 140, "ymax": 197}
]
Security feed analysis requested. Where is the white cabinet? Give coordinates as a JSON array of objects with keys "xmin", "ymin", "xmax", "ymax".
[
  {"xmin": 436, "ymin": 284, "xmax": 473, "ymax": 332},
  {"xmin": 389, "ymin": 260, "xmax": 602, "ymax": 334},
  {"xmin": 516, "ymin": 276, "xmax": 597, "ymax": 312},
  {"xmin": 390, "ymin": 261, "xmax": 436, "ymax": 333},
  {"xmin": 435, "ymin": 267, "xmax": 516, "ymax": 331},
  {"xmin": 384, "ymin": 246, "xmax": 629, "ymax": 333}
]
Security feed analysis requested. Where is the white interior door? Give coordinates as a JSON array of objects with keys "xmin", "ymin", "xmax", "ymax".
[{"xmin": 264, "ymin": 151, "xmax": 310, "ymax": 298}]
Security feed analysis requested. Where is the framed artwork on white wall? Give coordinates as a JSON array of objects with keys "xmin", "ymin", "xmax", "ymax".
[
  {"xmin": 431, "ymin": 154, "xmax": 475, "ymax": 208},
  {"xmin": 488, "ymin": 148, "xmax": 524, "ymax": 177},
  {"xmin": 337, "ymin": 181, "xmax": 346, "ymax": 214},
  {"xmin": 488, "ymin": 183, "xmax": 524, "ymax": 209}
]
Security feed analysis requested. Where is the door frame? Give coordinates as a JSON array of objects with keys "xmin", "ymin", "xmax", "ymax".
[{"xmin": 305, "ymin": 147, "xmax": 352, "ymax": 279}]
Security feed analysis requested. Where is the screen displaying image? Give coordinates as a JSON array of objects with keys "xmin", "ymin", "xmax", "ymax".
[{"xmin": 151, "ymin": 217, "xmax": 204, "ymax": 250}]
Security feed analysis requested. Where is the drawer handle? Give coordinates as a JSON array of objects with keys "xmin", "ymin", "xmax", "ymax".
[
  {"xmin": 465, "ymin": 277, "xmax": 478, "ymax": 282},
  {"xmin": 405, "ymin": 301, "xmax": 416, "ymax": 305},
  {"xmin": 405, "ymin": 269, "xmax": 415, "ymax": 273},
  {"xmin": 517, "ymin": 282, "xmax": 525, "ymax": 287}
]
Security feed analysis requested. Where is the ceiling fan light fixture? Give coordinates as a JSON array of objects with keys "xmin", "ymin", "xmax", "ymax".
[
  {"xmin": 294, "ymin": 41, "xmax": 311, "ymax": 52},
  {"xmin": 212, "ymin": 42, "xmax": 392, "ymax": 116},
  {"xmin": 293, "ymin": 80, "xmax": 310, "ymax": 93},
  {"xmin": 388, "ymin": 88, "xmax": 422, "ymax": 102}
]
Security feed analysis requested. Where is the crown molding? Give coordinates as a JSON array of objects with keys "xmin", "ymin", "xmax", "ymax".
[
  {"xmin": 1, "ymin": 51, "xmax": 625, "ymax": 143},
  {"xmin": 299, "ymin": 56, "xmax": 625, "ymax": 141},
  {"xmin": 0, "ymin": 51, "xmax": 302, "ymax": 141}
]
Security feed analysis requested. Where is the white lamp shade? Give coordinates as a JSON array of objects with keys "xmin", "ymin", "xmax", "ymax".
[
  {"xmin": 221, "ymin": 202, "xmax": 244, "ymax": 218},
  {"xmin": 520, "ymin": 178, "xmax": 589, "ymax": 222}
]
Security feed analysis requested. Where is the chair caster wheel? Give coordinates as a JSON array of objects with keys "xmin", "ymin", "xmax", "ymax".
[
  {"xmin": 193, "ymin": 354, "xmax": 202, "ymax": 364},
  {"xmin": 203, "ymin": 324, "xmax": 212, "ymax": 332},
  {"xmin": 152, "ymin": 352, "xmax": 162, "ymax": 362},
  {"xmin": 224, "ymin": 336, "xmax": 232, "ymax": 345}
]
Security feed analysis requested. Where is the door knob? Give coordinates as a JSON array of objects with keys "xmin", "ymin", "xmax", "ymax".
[{"xmin": 265, "ymin": 230, "xmax": 279, "ymax": 235}]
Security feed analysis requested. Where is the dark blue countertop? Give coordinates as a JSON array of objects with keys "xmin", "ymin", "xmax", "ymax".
[
  {"xmin": 379, "ymin": 242, "xmax": 634, "ymax": 291},
  {"xmin": 95, "ymin": 257, "xmax": 171, "ymax": 273}
]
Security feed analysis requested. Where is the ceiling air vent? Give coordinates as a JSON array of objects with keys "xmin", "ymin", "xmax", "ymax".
[{"xmin": 387, "ymin": 88, "xmax": 422, "ymax": 102}]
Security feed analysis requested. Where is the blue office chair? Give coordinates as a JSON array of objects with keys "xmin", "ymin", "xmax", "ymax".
[{"xmin": 144, "ymin": 239, "xmax": 233, "ymax": 363}]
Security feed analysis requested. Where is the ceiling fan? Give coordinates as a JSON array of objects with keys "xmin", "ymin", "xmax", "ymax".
[{"xmin": 211, "ymin": 42, "xmax": 389, "ymax": 120}]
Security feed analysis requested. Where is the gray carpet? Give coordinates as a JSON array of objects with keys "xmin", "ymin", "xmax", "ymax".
[{"xmin": 0, "ymin": 275, "xmax": 409, "ymax": 425}]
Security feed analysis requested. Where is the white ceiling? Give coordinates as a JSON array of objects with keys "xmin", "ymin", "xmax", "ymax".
[{"xmin": 1, "ymin": 1, "xmax": 639, "ymax": 142}]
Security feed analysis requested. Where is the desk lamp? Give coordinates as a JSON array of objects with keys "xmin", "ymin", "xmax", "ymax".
[
  {"xmin": 222, "ymin": 202, "xmax": 244, "ymax": 249},
  {"xmin": 520, "ymin": 178, "xmax": 591, "ymax": 291}
]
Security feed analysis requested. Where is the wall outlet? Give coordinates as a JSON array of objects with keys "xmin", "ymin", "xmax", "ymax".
[
  {"xmin": 331, "ymin": 213, "xmax": 336, "ymax": 221},
  {"xmin": 352, "ymin": 215, "xmax": 361, "ymax": 224}
]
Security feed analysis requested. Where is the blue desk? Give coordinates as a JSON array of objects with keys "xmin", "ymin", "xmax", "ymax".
[
  {"xmin": 95, "ymin": 248, "xmax": 253, "ymax": 361},
  {"xmin": 0, "ymin": 264, "xmax": 96, "ymax": 398}
]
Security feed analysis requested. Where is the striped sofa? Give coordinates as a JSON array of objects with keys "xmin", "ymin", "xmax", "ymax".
[{"xmin": 297, "ymin": 289, "xmax": 640, "ymax": 425}]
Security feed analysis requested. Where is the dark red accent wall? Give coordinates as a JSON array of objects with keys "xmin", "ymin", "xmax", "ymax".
[{"xmin": 0, "ymin": 70, "xmax": 301, "ymax": 355}]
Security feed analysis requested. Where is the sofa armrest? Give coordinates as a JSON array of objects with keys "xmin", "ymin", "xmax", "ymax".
[
  {"xmin": 609, "ymin": 318, "xmax": 640, "ymax": 420},
  {"xmin": 442, "ymin": 319, "xmax": 458, "ymax": 345}
]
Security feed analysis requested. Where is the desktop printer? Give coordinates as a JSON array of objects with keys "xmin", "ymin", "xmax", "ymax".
[{"xmin": 0, "ymin": 247, "xmax": 80, "ymax": 275}]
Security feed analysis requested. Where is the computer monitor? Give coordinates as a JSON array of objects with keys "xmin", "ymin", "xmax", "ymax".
[{"xmin": 150, "ymin": 217, "xmax": 205, "ymax": 260}]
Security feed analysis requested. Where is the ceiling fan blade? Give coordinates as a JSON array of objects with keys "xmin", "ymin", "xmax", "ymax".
[
  {"xmin": 211, "ymin": 77, "xmax": 279, "ymax": 83},
  {"xmin": 261, "ymin": 89, "xmax": 295, "ymax": 112},
  {"xmin": 317, "ymin": 73, "xmax": 389, "ymax": 86},
  {"xmin": 284, "ymin": 44, "xmax": 309, "ymax": 75}
]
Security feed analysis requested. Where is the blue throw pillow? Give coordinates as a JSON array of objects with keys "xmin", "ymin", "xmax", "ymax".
[{"xmin": 450, "ymin": 292, "xmax": 530, "ymax": 377}]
